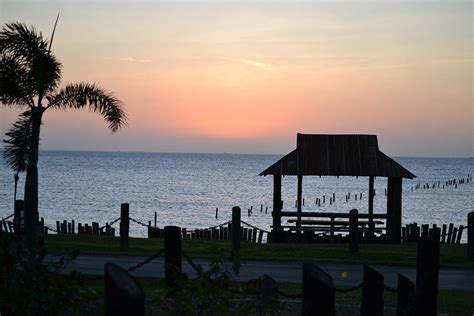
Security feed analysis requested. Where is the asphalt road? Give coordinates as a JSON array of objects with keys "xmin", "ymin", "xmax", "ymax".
[{"xmin": 52, "ymin": 254, "xmax": 474, "ymax": 292}]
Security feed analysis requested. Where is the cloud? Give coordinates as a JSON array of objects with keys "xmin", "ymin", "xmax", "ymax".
[
  {"xmin": 119, "ymin": 56, "xmax": 152, "ymax": 63},
  {"xmin": 239, "ymin": 59, "xmax": 273, "ymax": 71}
]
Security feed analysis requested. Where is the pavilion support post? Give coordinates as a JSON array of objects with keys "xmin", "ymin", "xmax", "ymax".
[
  {"xmin": 368, "ymin": 176, "xmax": 375, "ymax": 239},
  {"xmin": 297, "ymin": 175, "xmax": 303, "ymax": 241},
  {"xmin": 272, "ymin": 175, "xmax": 282, "ymax": 242},
  {"xmin": 387, "ymin": 177, "xmax": 402, "ymax": 243}
]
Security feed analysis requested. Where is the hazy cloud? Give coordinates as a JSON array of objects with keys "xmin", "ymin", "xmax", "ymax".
[
  {"xmin": 119, "ymin": 56, "xmax": 152, "ymax": 63},
  {"xmin": 239, "ymin": 59, "xmax": 273, "ymax": 71}
]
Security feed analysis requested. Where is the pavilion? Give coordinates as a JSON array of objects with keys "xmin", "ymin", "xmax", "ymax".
[{"xmin": 259, "ymin": 134, "xmax": 416, "ymax": 243}]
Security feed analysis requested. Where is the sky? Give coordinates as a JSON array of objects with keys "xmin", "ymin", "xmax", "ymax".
[{"xmin": 0, "ymin": 0, "xmax": 472, "ymax": 157}]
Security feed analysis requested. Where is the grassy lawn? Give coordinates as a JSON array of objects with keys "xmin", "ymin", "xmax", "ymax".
[
  {"xmin": 44, "ymin": 235, "xmax": 474, "ymax": 268},
  {"xmin": 82, "ymin": 276, "xmax": 474, "ymax": 315}
]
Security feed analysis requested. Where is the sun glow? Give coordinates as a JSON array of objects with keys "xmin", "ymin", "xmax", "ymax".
[{"xmin": 1, "ymin": 1, "xmax": 471, "ymax": 156}]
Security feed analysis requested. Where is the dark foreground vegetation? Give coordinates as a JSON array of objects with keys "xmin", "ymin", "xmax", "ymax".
[{"xmin": 1, "ymin": 232, "xmax": 474, "ymax": 315}]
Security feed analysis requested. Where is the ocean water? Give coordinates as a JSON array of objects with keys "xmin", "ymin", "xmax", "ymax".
[{"xmin": 0, "ymin": 151, "xmax": 472, "ymax": 240}]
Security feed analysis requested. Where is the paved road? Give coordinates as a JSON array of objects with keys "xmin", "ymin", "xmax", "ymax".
[{"xmin": 54, "ymin": 254, "xmax": 474, "ymax": 292}]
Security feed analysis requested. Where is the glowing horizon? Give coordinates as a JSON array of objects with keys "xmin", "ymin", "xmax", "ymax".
[{"xmin": 0, "ymin": 1, "xmax": 472, "ymax": 157}]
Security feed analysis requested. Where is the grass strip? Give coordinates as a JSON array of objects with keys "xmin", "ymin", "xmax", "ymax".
[{"xmin": 44, "ymin": 235, "xmax": 474, "ymax": 268}]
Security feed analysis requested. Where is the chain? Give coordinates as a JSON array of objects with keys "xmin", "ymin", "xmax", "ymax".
[
  {"xmin": 1, "ymin": 214, "xmax": 14, "ymax": 222},
  {"xmin": 99, "ymin": 217, "xmax": 121, "ymax": 230},
  {"xmin": 182, "ymin": 251, "xmax": 203, "ymax": 273},
  {"xmin": 335, "ymin": 283, "xmax": 363, "ymax": 293},
  {"xmin": 207, "ymin": 220, "xmax": 232, "ymax": 230},
  {"xmin": 240, "ymin": 220, "xmax": 270, "ymax": 233},
  {"xmin": 129, "ymin": 217, "xmax": 150, "ymax": 228},
  {"xmin": 127, "ymin": 248, "xmax": 165, "ymax": 272}
]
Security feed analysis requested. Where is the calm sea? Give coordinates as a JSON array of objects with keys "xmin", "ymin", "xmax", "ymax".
[{"xmin": 0, "ymin": 151, "xmax": 472, "ymax": 240}]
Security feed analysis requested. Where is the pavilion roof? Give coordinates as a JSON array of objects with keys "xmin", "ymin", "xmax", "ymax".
[{"xmin": 259, "ymin": 134, "xmax": 415, "ymax": 179}]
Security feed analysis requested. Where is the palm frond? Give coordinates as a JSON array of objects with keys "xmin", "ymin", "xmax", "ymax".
[
  {"xmin": 47, "ymin": 83, "xmax": 127, "ymax": 132},
  {"xmin": 0, "ymin": 52, "xmax": 35, "ymax": 106},
  {"xmin": 0, "ymin": 22, "xmax": 62, "ymax": 102},
  {"xmin": 0, "ymin": 23, "xmax": 48, "ymax": 59},
  {"xmin": 3, "ymin": 110, "xmax": 33, "ymax": 173}
]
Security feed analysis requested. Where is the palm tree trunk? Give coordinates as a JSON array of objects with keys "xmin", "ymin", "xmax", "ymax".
[
  {"xmin": 14, "ymin": 172, "xmax": 19, "ymax": 204},
  {"xmin": 23, "ymin": 107, "xmax": 43, "ymax": 257}
]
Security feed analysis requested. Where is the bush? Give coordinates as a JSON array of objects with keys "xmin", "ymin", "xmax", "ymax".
[
  {"xmin": 0, "ymin": 232, "xmax": 95, "ymax": 315},
  {"xmin": 155, "ymin": 248, "xmax": 279, "ymax": 315}
]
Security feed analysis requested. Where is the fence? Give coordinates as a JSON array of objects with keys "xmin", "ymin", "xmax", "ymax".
[
  {"xmin": 103, "ymin": 221, "xmax": 443, "ymax": 315},
  {"xmin": 1, "ymin": 204, "xmax": 473, "ymax": 259},
  {"xmin": 403, "ymin": 222, "xmax": 465, "ymax": 244}
]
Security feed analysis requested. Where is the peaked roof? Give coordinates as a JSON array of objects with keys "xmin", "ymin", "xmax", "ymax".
[{"xmin": 259, "ymin": 134, "xmax": 415, "ymax": 179}]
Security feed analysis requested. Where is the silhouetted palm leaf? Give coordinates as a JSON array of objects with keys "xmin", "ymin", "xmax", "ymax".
[
  {"xmin": 3, "ymin": 110, "xmax": 32, "ymax": 173},
  {"xmin": 0, "ymin": 22, "xmax": 62, "ymax": 105},
  {"xmin": 47, "ymin": 83, "xmax": 127, "ymax": 132}
]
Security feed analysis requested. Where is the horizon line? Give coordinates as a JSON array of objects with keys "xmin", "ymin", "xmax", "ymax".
[{"xmin": 22, "ymin": 148, "xmax": 474, "ymax": 159}]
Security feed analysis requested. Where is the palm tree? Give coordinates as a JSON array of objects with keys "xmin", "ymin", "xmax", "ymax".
[
  {"xmin": 3, "ymin": 110, "xmax": 32, "ymax": 204},
  {"xmin": 0, "ymin": 22, "xmax": 126, "ymax": 253}
]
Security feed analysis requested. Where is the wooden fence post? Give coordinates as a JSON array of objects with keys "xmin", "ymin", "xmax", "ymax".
[
  {"xmin": 447, "ymin": 223, "xmax": 454, "ymax": 243},
  {"xmin": 349, "ymin": 209, "xmax": 359, "ymax": 253},
  {"xmin": 104, "ymin": 263, "xmax": 145, "ymax": 316},
  {"xmin": 361, "ymin": 265, "xmax": 384, "ymax": 316},
  {"xmin": 40, "ymin": 217, "xmax": 45, "ymax": 234},
  {"xmin": 260, "ymin": 274, "xmax": 278, "ymax": 314},
  {"xmin": 468, "ymin": 212, "xmax": 474, "ymax": 259},
  {"xmin": 415, "ymin": 231, "xmax": 440, "ymax": 316},
  {"xmin": 164, "ymin": 225, "xmax": 182, "ymax": 289},
  {"xmin": 13, "ymin": 200, "xmax": 23, "ymax": 236},
  {"xmin": 120, "ymin": 203, "xmax": 130, "ymax": 249},
  {"xmin": 232, "ymin": 206, "xmax": 241, "ymax": 256},
  {"xmin": 441, "ymin": 224, "xmax": 447, "ymax": 243},
  {"xmin": 302, "ymin": 261, "xmax": 335, "ymax": 316},
  {"xmin": 397, "ymin": 274, "xmax": 415, "ymax": 316}
]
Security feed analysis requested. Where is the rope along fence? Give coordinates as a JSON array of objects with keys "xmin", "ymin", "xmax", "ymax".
[
  {"xmin": 1, "ymin": 214, "xmax": 14, "ymax": 222},
  {"xmin": 127, "ymin": 248, "xmax": 165, "ymax": 272},
  {"xmin": 129, "ymin": 217, "xmax": 149, "ymax": 228},
  {"xmin": 181, "ymin": 248, "xmax": 365, "ymax": 302}
]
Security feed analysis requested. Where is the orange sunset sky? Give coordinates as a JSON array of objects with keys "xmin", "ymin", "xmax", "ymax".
[{"xmin": 0, "ymin": 1, "xmax": 472, "ymax": 157}]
